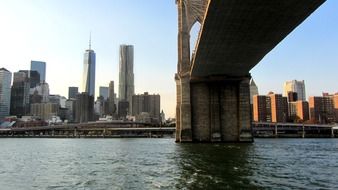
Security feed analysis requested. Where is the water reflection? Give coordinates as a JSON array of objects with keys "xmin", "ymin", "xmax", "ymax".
[{"xmin": 174, "ymin": 143, "xmax": 259, "ymax": 189}]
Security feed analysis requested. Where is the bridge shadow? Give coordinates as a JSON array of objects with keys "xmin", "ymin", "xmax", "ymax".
[{"xmin": 174, "ymin": 143, "xmax": 260, "ymax": 189}]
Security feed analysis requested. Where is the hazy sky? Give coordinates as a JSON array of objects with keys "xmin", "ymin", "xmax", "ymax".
[{"xmin": 0, "ymin": 0, "xmax": 337, "ymax": 118}]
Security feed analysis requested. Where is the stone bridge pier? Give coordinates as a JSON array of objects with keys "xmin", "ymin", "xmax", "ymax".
[
  {"xmin": 176, "ymin": 74, "xmax": 253, "ymax": 142},
  {"xmin": 190, "ymin": 76, "xmax": 253, "ymax": 142}
]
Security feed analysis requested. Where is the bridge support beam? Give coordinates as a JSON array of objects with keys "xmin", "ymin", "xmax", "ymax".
[{"xmin": 176, "ymin": 76, "xmax": 253, "ymax": 142}]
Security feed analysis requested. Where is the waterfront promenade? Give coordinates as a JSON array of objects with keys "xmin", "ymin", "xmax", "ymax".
[
  {"xmin": 0, "ymin": 121, "xmax": 175, "ymax": 138},
  {"xmin": 1, "ymin": 121, "xmax": 337, "ymax": 138}
]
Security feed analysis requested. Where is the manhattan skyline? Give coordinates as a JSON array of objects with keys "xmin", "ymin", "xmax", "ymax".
[{"xmin": 0, "ymin": 0, "xmax": 337, "ymax": 118}]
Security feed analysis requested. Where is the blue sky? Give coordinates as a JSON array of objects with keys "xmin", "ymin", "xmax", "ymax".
[{"xmin": 0, "ymin": 0, "xmax": 337, "ymax": 118}]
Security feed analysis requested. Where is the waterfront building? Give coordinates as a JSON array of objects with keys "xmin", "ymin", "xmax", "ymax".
[
  {"xmin": 118, "ymin": 101, "xmax": 129, "ymax": 119},
  {"xmin": 249, "ymin": 79, "xmax": 259, "ymax": 104},
  {"xmin": 68, "ymin": 87, "xmax": 79, "ymax": 99},
  {"xmin": 308, "ymin": 92, "xmax": 338, "ymax": 123},
  {"xmin": 82, "ymin": 38, "xmax": 96, "ymax": 97},
  {"xmin": 10, "ymin": 71, "xmax": 30, "ymax": 117},
  {"xmin": 0, "ymin": 68, "xmax": 12, "ymax": 119},
  {"xmin": 333, "ymin": 94, "xmax": 338, "ymax": 122},
  {"xmin": 108, "ymin": 81, "xmax": 116, "ymax": 115},
  {"xmin": 268, "ymin": 93, "xmax": 288, "ymax": 123},
  {"xmin": 132, "ymin": 92, "xmax": 160, "ymax": 123},
  {"xmin": 253, "ymin": 93, "xmax": 288, "ymax": 123},
  {"xmin": 309, "ymin": 95, "xmax": 334, "ymax": 124},
  {"xmin": 99, "ymin": 87, "xmax": 109, "ymax": 100},
  {"xmin": 253, "ymin": 95, "xmax": 268, "ymax": 122},
  {"xmin": 31, "ymin": 60, "xmax": 46, "ymax": 82},
  {"xmin": 118, "ymin": 45, "xmax": 134, "ymax": 113},
  {"xmin": 75, "ymin": 92, "xmax": 94, "ymax": 123},
  {"xmin": 30, "ymin": 103, "xmax": 59, "ymax": 121},
  {"xmin": 288, "ymin": 101, "xmax": 309, "ymax": 122},
  {"xmin": 283, "ymin": 80, "xmax": 306, "ymax": 101}
]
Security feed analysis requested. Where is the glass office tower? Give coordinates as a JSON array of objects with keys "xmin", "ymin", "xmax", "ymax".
[
  {"xmin": 82, "ymin": 43, "xmax": 96, "ymax": 98},
  {"xmin": 0, "ymin": 68, "xmax": 12, "ymax": 119},
  {"xmin": 31, "ymin": 61, "xmax": 46, "ymax": 82}
]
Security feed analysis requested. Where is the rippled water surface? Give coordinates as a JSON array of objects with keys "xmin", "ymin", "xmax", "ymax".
[{"xmin": 0, "ymin": 138, "xmax": 337, "ymax": 189}]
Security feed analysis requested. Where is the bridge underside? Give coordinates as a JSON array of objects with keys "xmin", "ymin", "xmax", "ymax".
[
  {"xmin": 176, "ymin": 0, "xmax": 325, "ymax": 142},
  {"xmin": 191, "ymin": 0, "xmax": 326, "ymax": 77}
]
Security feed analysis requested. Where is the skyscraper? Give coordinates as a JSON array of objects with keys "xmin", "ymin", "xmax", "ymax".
[
  {"xmin": 68, "ymin": 87, "xmax": 79, "ymax": 99},
  {"xmin": 118, "ymin": 45, "xmax": 134, "ymax": 113},
  {"xmin": 0, "ymin": 68, "xmax": 12, "ymax": 119},
  {"xmin": 283, "ymin": 80, "xmax": 306, "ymax": 101},
  {"xmin": 249, "ymin": 78, "xmax": 258, "ymax": 104},
  {"xmin": 31, "ymin": 61, "xmax": 46, "ymax": 82},
  {"xmin": 99, "ymin": 86, "xmax": 109, "ymax": 100},
  {"xmin": 82, "ymin": 37, "xmax": 96, "ymax": 98},
  {"xmin": 10, "ymin": 71, "xmax": 30, "ymax": 117},
  {"xmin": 108, "ymin": 81, "xmax": 115, "ymax": 115}
]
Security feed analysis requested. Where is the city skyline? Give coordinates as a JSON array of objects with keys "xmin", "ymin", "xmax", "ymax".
[{"xmin": 0, "ymin": 1, "xmax": 337, "ymax": 118}]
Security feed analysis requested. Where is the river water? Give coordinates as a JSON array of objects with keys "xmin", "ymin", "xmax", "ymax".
[{"xmin": 0, "ymin": 138, "xmax": 337, "ymax": 189}]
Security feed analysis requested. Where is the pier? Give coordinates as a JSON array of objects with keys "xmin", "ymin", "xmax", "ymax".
[
  {"xmin": 252, "ymin": 122, "xmax": 338, "ymax": 138},
  {"xmin": 0, "ymin": 121, "xmax": 175, "ymax": 138}
]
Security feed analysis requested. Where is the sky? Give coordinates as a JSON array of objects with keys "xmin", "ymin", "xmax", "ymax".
[{"xmin": 0, "ymin": 0, "xmax": 337, "ymax": 118}]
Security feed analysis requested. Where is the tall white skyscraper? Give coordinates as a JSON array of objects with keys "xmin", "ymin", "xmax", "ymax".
[
  {"xmin": 0, "ymin": 68, "xmax": 12, "ymax": 119},
  {"xmin": 118, "ymin": 45, "xmax": 134, "ymax": 112},
  {"xmin": 283, "ymin": 80, "xmax": 306, "ymax": 101},
  {"xmin": 82, "ymin": 37, "xmax": 96, "ymax": 97}
]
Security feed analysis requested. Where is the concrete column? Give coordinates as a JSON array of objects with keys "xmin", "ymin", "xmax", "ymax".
[
  {"xmin": 191, "ymin": 82, "xmax": 210, "ymax": 141},
  {"xmin": 175, "ymin": 74, "xmax": 181, "ymax": 142},
  {"xmin": 179, "ymin": 75, "xmax": 192, "ymax": 142},
  {"xmin": 220, "ymin": 82, "xmax": 238, "ymax": 141},
  {"xmin": 238, "ymin": 78, "xmax": 254, "ymax": 142},
  {"xmin": 209, "ymin": 84, "xmax": 221, "ymax": 142}
]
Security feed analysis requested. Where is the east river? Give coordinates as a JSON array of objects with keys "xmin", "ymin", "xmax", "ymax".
[{"xmin": 0, "ymin": 138, "xmax": 337, "ymax": 189}]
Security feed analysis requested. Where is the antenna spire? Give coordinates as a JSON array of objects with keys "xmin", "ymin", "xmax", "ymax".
[{"xmin": 89, "ymin": 32, "xmax": 91, "ymax": 50}]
